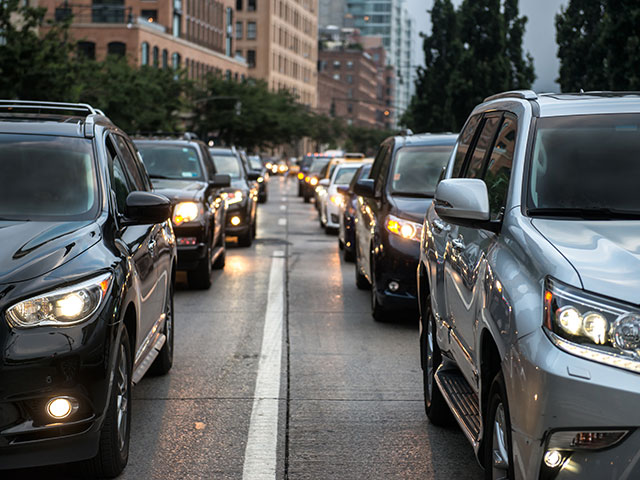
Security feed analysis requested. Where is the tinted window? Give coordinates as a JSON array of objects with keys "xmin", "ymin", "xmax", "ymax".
[
  {"xmin": 115, "ymin": 135, "xmax": 146, "ymax": 190},
  {"xmin": 111, "ymin": 156, "xmax": 132, "ymax": 214},
  {"xmin": 309, "ymin": 158, "xmax": 330, "ymax": 175},
  {"xmin": 466, "ymin": 115, "xmax": 501, "ymax": 179},
  {"xmin": 389, "ymin": 145, "xmax": 454, "ymax": 196},
  {"xmin": 452, "ymin": 114, "xmax": 481, "ymax": 177},
  {"xmin": 211, "ymin": 154, "xmax": 242, "ymax": 178},
  {"xmin": 248, "ymin": 155, "xmax": 263, "ymax": 170},
  {"xmin": 485, "ymin": 115, "xmax": 517, "ymax": 220},
  {"xmin": 0, "ymin": 134, "xmax": 98, "ymax": 220},
  {"xmin": 349, "ymin": 164, "xmax": 372, "ymax": 194},
  {"xmin": 369, "ymin": 143, "xmax": 390, "ymax": 182},
  {"xmin": 528, "ymin": 114, "xmax": 640, "ymax": 214},
  {"xmin": 333, "ymin": 166, "xmax": 360, "ymax": 185},
  {"xmin": 137, "ymin": 144, "xmax": 203, "ymax": 180},
  {"xmin": 374, "ymin": 146, "xmax": 393, "ymax": 197}
]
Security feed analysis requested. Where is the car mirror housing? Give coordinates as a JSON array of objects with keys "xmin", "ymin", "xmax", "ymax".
[
  {"xmin": 247, "ymin": 171, "xmax": 261, "ymax": 181},
  {"xmin": 434, "ymin": 179, "xmax": 497, "ymax": 230},
  {"xmin": 124, "ymin": 191, "xmax": 171, "ymax": 225},
  {"xmin": 210, "ymin": 174, "xmax": 231, "ymax": 188},
  {"xmin": 318, "ymin": 178, "xmax": 331, "ymax": 187},
  {"xmin": 353, "ymin": 178, "xmax": 375, "ymax": 198},
  {"xmin": 336, "ymin": 185, "xmax": 349, "ymax": 195}
]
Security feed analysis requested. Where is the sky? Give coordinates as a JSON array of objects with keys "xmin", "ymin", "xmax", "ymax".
[{"xmin": 405, "ymin": 0, "xmax": 568, "ymax": 92}]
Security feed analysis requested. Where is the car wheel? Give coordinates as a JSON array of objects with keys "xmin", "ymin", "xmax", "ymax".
[
  {"xmin": 370, "ymin": 259, "xmax": 388, "ymax": 322},
  {"xmin": 343, "ymin": 246, "xmax": 355, "ymax": 262},
  {"xmin": 150, "ymin": 280, "xmax": 174, "ymax": 375},
  {"xmin": 252, "ymin": 212, "xmax": 257, "ymax": 239},
  {"xmin": 238, "ymin": 228, "xmax": 253, "ymax": 247},
  {"xmin": 83, "ymin": 328, "xmax": 132, "ymax": 478},
  {"xmin": 338, "ymin": 238, "xmax": 344, "ymax": 250},
  {"xmin": 303, "ymin": 194, "xmax": 310, "ymax": 203},
  {"xmin": 484, "ymin": 371, "xmax": 515, "ymax": 480},
  {"xmin": 187, "ymin": 243, "xmax": 213, "ymax": 289},
  {"xmin": 213, "ymin": 233, "xmax": 226, "ymax": 270},
  {"xmin": 355, "ymin": 238, "xmax": 370, "ymax": 290},
  {"xmin": 421, "ymin": 302, "xmax": 453, "ymax": 425}
]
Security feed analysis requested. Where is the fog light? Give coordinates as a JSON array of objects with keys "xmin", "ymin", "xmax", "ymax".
[
  {"xmin": 547, "ymin": 429, "xmax": 629, "ymax": 450},
  {"xmin": 177, "ymin": 237, "xmax": 197, "ymax": 246},
  {"xmin": 388, "ymin": 281, "xmax": 400, "ymax": 292},
  {"xmin": 47, "ymin": 397, "xmax": 76, "ymax": 419},
  {"xmin": 230, "ymin": 216, "xmax": 241, "ymax": 226},
  {"xmin": 543, "ymin": 450, "xmax": 563, "ymax": 468}
]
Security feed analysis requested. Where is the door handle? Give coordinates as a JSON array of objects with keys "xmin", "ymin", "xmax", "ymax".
[
  {"xmin": 148, "ymin": 237, "xmax": 157, "ymax": 255},
  {"xmin": 451, "ymin": 236, "xmax": 465, "ymax": 251},
  {"xmin": 432, "ymin": 219, "xmax": 450, "ymax": 233}
]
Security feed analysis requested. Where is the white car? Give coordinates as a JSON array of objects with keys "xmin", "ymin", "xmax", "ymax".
[{"xmin": 318, "ymin": 161, "xmax": 370, "ymax": 231}]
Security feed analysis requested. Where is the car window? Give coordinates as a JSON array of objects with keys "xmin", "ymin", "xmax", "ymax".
[
  {"xmin": 348, "ymin": 164, "xmax": 371, "ymax": 194},
  {"xmin": 114, "ymin": 134, "xmax": 147, "ymax": 190},
  {"xmin": 137, "ymin": 144, "xmax": 204, "ymax": 180},
  {"xmin": 485, "ymin": 115, "xmax": 517, "ymax": 221},
  {"xmin": 465, "ymin": 115, "xmax": 502, "ymax": 179},
  {"xmin": 451, "ymin": 114, "xmax": 482, "ymax": 178},
  {"xmin": 211, "ymin": 154, "xmax": 243, "ymax": 178},
  {"xmin": 389, "ymin": 145, "xmax": 454, "ymax": 196},
  {"xmin": 374, "ymin": 146, "xmax": 393, "ymax": 197},
  {"xmin": 333, "ymin": 165, "xmax": 360, "ymax": 185},
  {"xmin": 369, "ymin": 143, "xmax": 390, "ymax": 182},
  {"xmin": 107, "ymin": 137, "xmax": 132, "ymax": 214}
]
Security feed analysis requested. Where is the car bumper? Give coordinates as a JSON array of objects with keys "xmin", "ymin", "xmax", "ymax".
[
  {"xmin": 508, "ymin": 328, "xmax": 640, "ymax": 479},
  {"xmin": 325, "ymin": 202, "xmax": 341, "ymax": 229},
  {"xmin": 372, "ymin": 235, "xmax": 420, "ymax": 310},
  {"xmin": 174, "ymin": 224, "xmax": 208, "ymax": 270},
  {"xmin": 340, "ymin": 214, "xmax": 356, "ymax": 251},
  {"xmin": 225, "ymin": 205, "xmax": 251, "ymax": 236}
]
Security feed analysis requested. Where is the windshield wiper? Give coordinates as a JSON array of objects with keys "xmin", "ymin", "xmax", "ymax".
[
  {"xmin": 392, "ymin": 192, "xmax": 434, "ymax": 198},
  {"xmin": 528, "ymin": 207, "xmax": 640, "ymax": 220}
]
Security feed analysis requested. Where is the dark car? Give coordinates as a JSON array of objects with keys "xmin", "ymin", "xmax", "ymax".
[
  {"xmin": 0, "ymin": 100, "xmax": 176, "ymax": 476},
  {"xmin": 135, "ymin": 137, "xmax": 230, "ymax": 289},
  {"xmin": 302, "ymin": 157, "xmax": 331, "ymax": 203},
  {"xmin": 338, "ymin": 163, "xmax": 372, "ymax": 261},
  {"xmin": 209, "ymin": 147, "xmax": 260, "ymax": 247},
  {"xmin": 353, "ymin": 133, "xmax": 457, "ymax": 321},
  {"xmin": 247, "ymin": 154, "xmax": 268, "ymax": 203},
  {"xmin": 297, "ymin": 154, "xmax": 317, "ymax": 196}
]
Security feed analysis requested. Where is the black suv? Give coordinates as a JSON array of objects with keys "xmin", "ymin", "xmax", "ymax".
[
  {"xmin": 0, "ymin": 101, "xmax": 176, "ymax": 476},
  {"xmin": 135, "ymin": 136, "xmax": 230, "ymax": 289},
  {"xmin": 353, "ymin": 133, "xmax": 457, "ymax": 320},
  {"xmin": 209, "ymin": 147, "xmax": 260, "ymax": 247}
]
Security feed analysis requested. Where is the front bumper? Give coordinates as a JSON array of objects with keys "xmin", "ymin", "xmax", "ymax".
[
  {"xmin": 508, "ymin": 328, "xmax": 640, "ymax": 479},
  {"xmin": 225, "ymin": 205, "xmax": 251, "ymax": 236},
  {"xmin": 325, "ymin": 201, "xmax": 341, "ymax": 229},
  {"xmin": 174, "ymin": 224, "xmax": 208, "ymax": 270},
  {"xmin": 372, "ymin": 234, "xmax": 420, "ymax": 310}
]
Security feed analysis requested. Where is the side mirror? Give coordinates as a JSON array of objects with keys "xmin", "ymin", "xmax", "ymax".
[
  {"xmin": 318, "ymin": 178, "xmax": 331, "ymax": 187},
  {"xmin": 336, "ymin": 185, "xmax": 349, "ymax": 195},
  {"xmin": 353, "ymin": 178, "xmax": 375, "ymax": 198},
  {"xmin": 434, "ymin": 179, "xmax": 495, "ymax": 229},
  {"xmin": 124, "ymin": 191, "xmax": 171, "ymax": 225},
  {"xmin": 247, "ymin": 171, "xmax": 261, "ymax": 181},
  {"xmin": 209, "ymin": 174, "xmax": 231, "ymax": 188}
]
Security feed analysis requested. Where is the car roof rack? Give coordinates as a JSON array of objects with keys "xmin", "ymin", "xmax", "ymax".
[
  {"xmin": 483, "ymin": 90, "xmax": 538, "ymax": 103},
  {"xmin": 0, "ymin": 100, "xmax": 99, "ymax": 115}
]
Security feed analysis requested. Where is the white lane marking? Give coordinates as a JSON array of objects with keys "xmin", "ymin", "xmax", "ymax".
[
  {"xmin": 279, "ymin": 205, "xmax": 286, "ymax": 211},
  {"xmin": 281, "ymin": 196, "xmax": 287, "ymax": 202},
  {"xmin": 278, "ymin": 218, "xmax": 287, "ymax": 226},
  {"xmin": 242, "ymin": 253, "xmax": 285, "ymax": 480}
]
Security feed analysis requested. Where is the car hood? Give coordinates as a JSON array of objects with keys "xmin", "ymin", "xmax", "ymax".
[
  {"xmin": 389, "ymin": 195, "xmax": 434, "ymax": 224},
  {"xmin": 230, "ymin": 178, "xmax": 248, "ymax": 191},
  {"xmin": 0, "ymin": 220, "xmax": 101, "ymax": 284},
  {"xmin": 151, "ymin": 179, "xmax": 206, "ymax": 202},
  {"xmin": 532, "ymin": 219, "xmax": 640, "ymax": 304}
]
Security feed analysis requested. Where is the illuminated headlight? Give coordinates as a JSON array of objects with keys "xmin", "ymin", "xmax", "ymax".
[
  {"xmin": 173, "ymin": 201, "xmax": 200, "ymax": 225},
  {"xmin": 47, "ymin": 396, "xmax": 79, "ymax": 419},
  {"xmin": 6, "ymin": 273, "xmax": 112, "ymax": 328},
  {"xmin": 223, "ymin": 190, "xmax": 244, "ymax": 205},
  {"xmin": 385, "ymin": 215, "xmax": 422, "ymax": 242},
  {"xmin": 279, "ymin": 164, "xmax": 287, "ymax": 172},
  {"xmin": 257, "ymin": 176, "xmax": 264, "ymax": 183},
  {"xmin": 544, "ymin": 277, "xmax": 640, "ymax": 373},
  {"xmin": 298, "ymin": 173, "xmax": 304, "ymax": 180},
  {"xmin": 266, "ymin": 162, "xmax": 273, "ymax": 169},
  {"xmin": 304, "ymin": 176, "xmax": 310, "ymax": 183},
  {"xmin": 330, "ymin": 194, "xmax": 344, "ymax": 206},
  {"xmin": 310, "ymin": 177, "xmax": 318, "ymax": 186}
]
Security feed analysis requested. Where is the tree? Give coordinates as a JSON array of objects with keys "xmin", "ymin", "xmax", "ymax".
[
  {"xmin": 503, "ymin": 0, "xmax": 536, "ymax": 89},
  {"xmin": 603, "ymin": 0, "xmax": 640, "ymax": 90}
]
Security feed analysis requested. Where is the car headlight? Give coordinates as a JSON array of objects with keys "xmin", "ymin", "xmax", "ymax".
[
  {"xmin": 6, "ymin": 273, "xmax": 112, "ymax": 328},
  {"xmin": 310, "ymin": 177, "xmax": 318, "ymax": 186},
  {"xmin": 385, "ymin": 215, "xmax": 422, "ymax": 242},
  {"xmin": 330, "ymin": 194, "xmax": 344, "ymax": 206},
  {"xmin": 257, "ymin": 176, "xmax": 264, "ymax": 183},
  {"xmin": 222, "ymin": 190, "xmax": 244, "ymax": 205},
  {"xmin": 173, "ymin": 201, "xmax": 200, "ymax": 225},
  {"xmin": 544, "ymin": 277, "xmax": 640, "ymax": 373}
]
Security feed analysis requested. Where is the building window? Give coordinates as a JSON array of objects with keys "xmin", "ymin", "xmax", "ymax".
[
  {"xmin": 247, "ymin": 21, "xmax": 256, "ymax": 39},
  {"xmin": 347, "ymin": 104, "xmax": 353, "ymax": 114},
  {"xmin": 172, "ymin": 52, "xmax": 181, "ymax": 69},
  {"xmin": 236, "ymin": 21, "xmax": 243, "ymax": 39},
  {"xmin": 162, "ymin": 49, "xmax": 168, "ymax": 68},
  {"xmin": 107, "ymin": 41, "xmax": 126, "ymax": 57},
  {"xmin": 346, "ymin": 61, "xmax": 353, "ymax": 69},
  {"xmin": 333, "ymin": 60, "xmax": 340, "ymax": 69},
  {"xmin": 347, "ymin": 88, "xmax": 353, "ymax": 99},
  {"xmin": 77, "ymin": 41, "xmax": 95, "ymax": 60},
  {"xmin": 141, "ymin": 9, "xmax": 157, "ymax": 22},
  {"xmin": 236, "ymin": 0, "xmax": 242, "ymax": 10},
  {"xmin": 141, "ymin": 42, "xmax": 149, "ymax": 65},
  {"xmin": 247, "ymin": 49, "xmax": 256, "ymax": 68},
  {"xmin": 173, "ymin": 13, "xmax": 182, "ymax": 37},
  {"xmin": 152, "ymin": 46, "xmax": 159, "ymax": 67},
  {"xmin": 248, "ymin": 0, "xmax": 256, "ymax": 11},
  {"xmin": 333, "ymin": 73, "xmax": 340, "ymax": 81},
  {"xmin": 346, "ymin": 74, "xmax": 353, "ymax": 84},
  {"xmin": 225, "ymin": 7, "xmax": 233, "ymax": 56},
  {"xmin": 92, "ymin": 0, "xmax": 125, "ymax": 23}
]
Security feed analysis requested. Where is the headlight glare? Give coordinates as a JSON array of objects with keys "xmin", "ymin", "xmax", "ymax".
[
  {"xmin": 6, "ymin": 273, "xmax": 112, "ymax": 328},
  {"xmin": 385, "ymin": 215, "xmax": 422, "ymax": 242},
  {"xmin": 173, "ymin": 201, "xmax": 200, "ymax": 225},
  {"xmin": 224, "ymin": 190, "xmax": 244, "ymax": 205}
]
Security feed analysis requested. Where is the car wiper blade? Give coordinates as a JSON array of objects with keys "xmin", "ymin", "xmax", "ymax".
[{"xmin": 528, "ymin": 207, "xmax": 640, "ymax": 219}]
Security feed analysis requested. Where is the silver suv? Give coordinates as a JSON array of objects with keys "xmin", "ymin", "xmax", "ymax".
[{"xmin": 418, "ymin": 91, "xmax": 640, "ymax": 479}]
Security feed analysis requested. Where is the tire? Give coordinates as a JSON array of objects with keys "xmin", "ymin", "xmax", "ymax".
[
  {"xmin": 421, "ymin": 302, "xmax": 454, "ymax": 425},
  {"xmin": 338, "ymin": 238, "xmax": 344, "ymax": 250},
  {"xmin": 149, "ymin": 281, "xmax": 174, "ymax": 375},
  {"xmin": 252, "ymin": 212, "xmax": 257, "ymax": 239},
  {"xmin": 83, "ymin": 328, "xmax": 132, "ymax": 478},
  {"xmin": 213, "ymin": 233, "xmax": 226, "ymax": 270},
  {"xmin": 303, "ymin": 194, "xmax": 311, "ymax": 203},
  {"xmin": 370, "ymin": 260, "xmax": 388, "ymax": 322},
  {"xmin": 343, "ymin": 246, "xmax": 355, "ymax": 262},
  {"xmin": 187, "ymin": 243, "xmax": 212, "ymax": 289},
  {"xmin": 484, "ymin": 371, "xmax": 515, "ymax": 480},
  {"xmin": 238, "ymin": 228, "xmax": 253, "ymax": 247},
  {"xmin": 355, "ymin": 237, "xmax": 370, "ymax": 290}
]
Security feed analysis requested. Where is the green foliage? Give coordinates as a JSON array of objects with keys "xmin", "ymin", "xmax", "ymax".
[
  {"xmin": 343, "ymin": 125, "xmax": 394, "ymax": 156},
  {"xmin": 402, "ymin": 0, "xmax": 535, "ymax": 132},
  {"xmin": 556, "ymin": 0, "xmax": 640, "ymax": 91}
]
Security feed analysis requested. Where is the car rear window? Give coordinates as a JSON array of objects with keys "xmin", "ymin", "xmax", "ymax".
[
  {"xmin": 211, "ymin": 154, "xmax": 242, "ymax": 178},
  {"xmin": 0, "ymin": 134, "xmax": 98, "ymax": 221},
  {"xmin": 334, "ymin": 166, "xmax": 360, "ymax": 185},
  {"xmin": 137, "ymin": 144, "xmax": 203, "ymax": 180},
  {"xmin": 389, "ymin": 145, "xmax": 453, "ymax": 196}
]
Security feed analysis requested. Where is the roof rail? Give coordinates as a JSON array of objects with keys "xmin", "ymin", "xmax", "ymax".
[
  {"xmin": 135, "ymin": 131, "xmax": 199, "ymax": 140},
  {"xmin": 0, "ymin": 100, "xmax": 98, "ymax": 115},
  {"xmin": 483, "ymin": 90, "xmax": 538, "ymax": 103}
]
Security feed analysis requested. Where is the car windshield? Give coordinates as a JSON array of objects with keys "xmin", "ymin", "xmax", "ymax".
[
  {"xmin": 137, "ymin": 144, "xmax": 203, "ymax": 180},
  {"xmin": 334, "ymin": 166, "xmax": 360, "ymax": 185},
  {"xmin": 211, "ymin": 154, "xmax": 242, "ymax": 178},
  {"xmin": 309, "ymin": 159, "xmax": 330, "ymax": 174},
  {"xmin": 0, "ymin": 134, "xmax": 98, "ymax": 221},
  {"xmin": 389, "ymin": 145, "xmax": 453, "ymax": 196},
  {"xmin": 248, "ymin": 156, "xmax": 262, "ymax": 170},
  {"xmin": 528, "ymin": 114, "xmax": 640, "ymax": 217}
]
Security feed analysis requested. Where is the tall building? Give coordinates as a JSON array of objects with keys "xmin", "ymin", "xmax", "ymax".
[
  {"xmin": 40, "ymin": 0, "xmax": 248, "ymax": 80},
  {"xmin": 318, "ymin": 0, "xmax": 345, "ymax": 27},
  {"xmin": 235, "ymin": 0, "xmax": 318, "ymax": 108}
]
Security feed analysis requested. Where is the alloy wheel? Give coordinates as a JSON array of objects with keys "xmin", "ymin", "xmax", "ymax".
[
  {"xmin": 491, "ymin": 403, "xmax": 510, "ymax": 480},
  {"xmin": 116, "ymin": 344, "xmax": 129, "ymax": 452},
  {"xmin": 425, "ymin": 316, "xmax": 434, "ymax": 400}
]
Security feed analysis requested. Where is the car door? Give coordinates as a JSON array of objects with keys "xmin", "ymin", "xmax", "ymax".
[
  {"xmin": 201, "ymin": 146, "xmax": 225, "ymax": 245},
  {"xmin": 443, "ymin": 113, "xmax": 517, "ymax": 388},
  {"xmin": 107, "ymin": 134, "xmax": 161, "ymax": 357}
]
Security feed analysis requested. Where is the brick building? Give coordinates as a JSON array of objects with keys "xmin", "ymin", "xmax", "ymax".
[{"xmin": 40, "ymin": 0, "xmax": 248, "ymax": 80}]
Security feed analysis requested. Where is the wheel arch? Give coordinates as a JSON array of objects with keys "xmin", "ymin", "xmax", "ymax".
[{"xmin": 478, "ymin": 328, "xmax": 502, "ymax": 467}]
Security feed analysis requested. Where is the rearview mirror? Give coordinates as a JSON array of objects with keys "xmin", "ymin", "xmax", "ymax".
[
  {"xmin": 336, "ymin": 185, "xmax": 349, "ymax": 195},
  {"xmin": 353, "ymin": 178, "xmax": 375, "ymax": 198},
  {"xmin": 319, "ymin": 178, "xmax": 330, "ymax": 187},
  {"xmin": 434, "ymin": 179, "xmax": 495, "ymax": 229},
  {"xmin": 124, "ymin": 191, "xmax": 171, "ymax": 225},
  {"xmin": 210, "ymin": 174, "xmax": 231, "ymax": 188}
]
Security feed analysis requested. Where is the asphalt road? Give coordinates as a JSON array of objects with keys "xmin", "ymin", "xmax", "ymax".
[{"xmin": 12, "ymin": 176, "xmax": 483, "ymax": 479}]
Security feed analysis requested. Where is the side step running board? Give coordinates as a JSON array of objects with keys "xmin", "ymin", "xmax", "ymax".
[
  {"xmin": 132, "ymin": 334, "xmax": 166, "ymax": 385},
  {"xmin": 434, "ymin": 365, "xmax": 481, "ymax": 449}
]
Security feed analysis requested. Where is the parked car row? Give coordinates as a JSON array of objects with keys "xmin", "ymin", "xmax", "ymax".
[
  {"xmin": 0, "ymin": 101, "xmax": 268, "ymax": 477},
  {"xmin": 302, "ymin": 90, "xmax": 640, "ymax": 479}
]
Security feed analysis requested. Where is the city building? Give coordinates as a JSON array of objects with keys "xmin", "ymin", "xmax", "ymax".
[
  {"xmin": 39, "ymin": 0, "xmax": 248, "ymax": 80},
  {"xmin": 234, "ymin": 0, "xmax": 318, "ymax": 108}
]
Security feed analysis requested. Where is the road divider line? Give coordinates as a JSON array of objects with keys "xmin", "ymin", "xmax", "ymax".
[
  {"xmin": 278, "ymin": 218, "xmax": 287, "ymax": 226},
  {"xmin": 242, "ymin": 253, "xmax": 285, "ymax": 480},
  {"xmin": 280, "ymin": 205, "xmax": 286, "ymax": 211}
]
